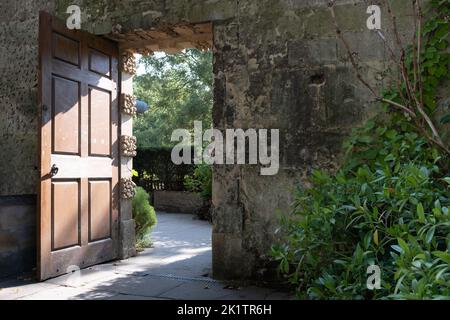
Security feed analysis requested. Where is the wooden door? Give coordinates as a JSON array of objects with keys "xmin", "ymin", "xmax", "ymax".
[{"xmin": 38, "ymin": 12, "xmax": 120, "ymax": 281}]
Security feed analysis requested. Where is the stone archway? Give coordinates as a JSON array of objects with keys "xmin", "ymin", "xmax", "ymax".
[
  {"xmin": 114, "ymin": 22, "xmax": 215, "ymax": 265},
  {"xmin": 51, "ymin": 0, "xmax": 384, "ymax": 282},
  {"xmin": 53, "ymin": 1, "xmax": 299, "ymax": 280}
]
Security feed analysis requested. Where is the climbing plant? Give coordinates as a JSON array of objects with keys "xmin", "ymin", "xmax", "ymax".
[
  {"xmin": 330, "ymin": 0, "xmax": 449, "ymax": 156},
  {"xmin": 272, "ymin": 0, "xmax": 450, "ymax": 300}
]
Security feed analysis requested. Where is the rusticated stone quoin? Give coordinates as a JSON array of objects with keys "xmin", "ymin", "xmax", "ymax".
[
  {"xmin": 120, "ymin": 94, "xmax": 137, "ymax": 116},
  {"xmin": 121, "ymin": 135, "xmax": 137, "ymax": 157},
  {"xmin": 120, "ymin": 178, "xmax": 136, "ymax": 199},
  {"xmin": 120, "ymin": 52, "xmax": 136, "ymax": 75}
]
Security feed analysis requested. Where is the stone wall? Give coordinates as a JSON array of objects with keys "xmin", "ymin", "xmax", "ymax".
[
  {"xmin": 0, "ymin": 0, "xmax": 54, "ymax": 278},
  {"xmin": 0, "ymin": 0, "xmax": 54, "ymax": 196},
  {"xmin": 0, "ymin": 0, "xmax": 425, "ymax": 280},
  {"xmin": 0, "ymin": 196, "xmax": 36, "ymax": 279},
  {"xmin": 153, "ymin": 191, "xmax": 204, "ymax": 214},
  {"xmin": 210, "ymin": 0, "xmax": 414, "ymax": 279}
]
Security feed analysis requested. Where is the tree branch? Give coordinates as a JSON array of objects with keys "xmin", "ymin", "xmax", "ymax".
[{"xmin": 328, "ymin": 0, "xmax": 449, "ymax": 157}]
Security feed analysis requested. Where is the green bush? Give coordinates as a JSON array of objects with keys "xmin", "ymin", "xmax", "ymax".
[
  {"xmin": 184, "ymin": 163, "xmax": 212, "ymax": 201},
  {"xmin": 132, "ymin": 187, "xmax": 157, "ymax": 244},
  {"xmin": 271, "ymin": 0, "xmax": 450, "ymax": 300},
  {"xmin": 271, "ymin": 118, "xmax": 450, "ymax": 300}
]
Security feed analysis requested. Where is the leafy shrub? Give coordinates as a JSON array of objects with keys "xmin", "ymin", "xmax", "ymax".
[
  {"xmin": 184, "ymin": 163, "xmax": 213, "ymax": 221},
  {"xmin": 184, "ymin": 163, "xmax": 212, "ymax": 201},
  {"xmin": 271, "ymin": 0, "xmax": 450, "ymax": 300},
  {"xmin": 132, "ymin": 187, "xmax": 158, "ymax": 246},
  {"xmin": 271, "ymin": 118, "xmax": 450, "ymax": 300}
]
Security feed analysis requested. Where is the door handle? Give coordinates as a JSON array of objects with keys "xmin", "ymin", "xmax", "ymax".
[{"xmin": 50, "ymin": 164, "xmax": 59, "ymax": 177}]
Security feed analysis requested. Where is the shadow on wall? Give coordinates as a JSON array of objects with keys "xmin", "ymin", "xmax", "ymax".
[{"xmin": 0, "ymin": 196, "xmax": 37, "ymax": 280}]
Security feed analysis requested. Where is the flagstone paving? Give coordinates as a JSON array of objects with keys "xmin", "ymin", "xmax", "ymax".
[{"xmin": 0, "ymin": 213, "xmax": 292, "ymax": 300}]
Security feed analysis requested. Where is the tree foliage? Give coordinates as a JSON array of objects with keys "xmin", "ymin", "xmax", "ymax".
[{"xmin": 133, "ymin": 49, "xmax": 213, "ymax": 148}]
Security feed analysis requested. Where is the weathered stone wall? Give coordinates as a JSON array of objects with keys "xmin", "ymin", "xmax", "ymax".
[
  {"xmin": 154, "ymin": 191, "xmax": 205, "ymax": 214},
  {"xmin": 78, "ymin": 0, "xmax": 417, "ymax": 280},
  {"xmin": 0, "ymin": 0, "xmax": 425, "ymax": 279},
  {"xmin": 0, "ymin": 0, "xmax": 54, "ymax": 196},
  {"xmin": 0, "ymin": 0, "xmax": 54, "ymax": 278},
  {"xmin": 210, "ymin": 0, "xmax": 415, "ymax": 279},
  {"xmin": 0, "ymin": 196, "xmax": 36, "ymax": 279}
]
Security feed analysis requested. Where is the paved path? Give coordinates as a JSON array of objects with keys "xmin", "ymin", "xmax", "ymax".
[{"xmin": 0, "ymin": 213, "xmax": 291, "ymax": 300}]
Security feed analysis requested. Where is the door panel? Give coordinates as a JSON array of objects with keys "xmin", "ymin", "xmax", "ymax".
[
  {"xmin": 52, "ymin": 32, "xmax": 80, "ymax": 67},
  {"xmin": 52, "ymin": 76, "xmax": 80, "ymax": 155},
  {"xmin": 89, "ymin": 87, "xmax": 111, "ymax": 156},
  {"xmin": 88, "ymin": 48, "xmax": 111, "ymax": 77},
  {"xmin": 89, "ymin": 179, "xmax": 112, "ymax": 242},
  {"xmin": 52, "ymin": 180, "xmax": 81, "ymax": 250},
  {"xmin": 38, "ymin": 12, "xmax": 120, "ymax": 281}
]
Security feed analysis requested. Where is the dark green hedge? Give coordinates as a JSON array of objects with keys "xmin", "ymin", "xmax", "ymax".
[{"xmin": 133, "ymin": 147, "xmax": 195, "ymax": 194}]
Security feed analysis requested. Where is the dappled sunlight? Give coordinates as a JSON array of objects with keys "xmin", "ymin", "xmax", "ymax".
[
  {"xmin": 0, "ymin": 212, "xmax": 290, "ymax": 300},
  {"xmin": 131, "ymin": 213, "xmax": 212, "ymax": 272},
  {"xmin": 157, "ymin": 246, "xmax": 211, "ymax": 265},
  {"xmin": 152, "ymin": 239, "xmax": 210, "ymax": 248}
]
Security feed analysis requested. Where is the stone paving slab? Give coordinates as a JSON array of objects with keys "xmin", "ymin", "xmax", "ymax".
[
  {"xmin": 80, "ymin": 275, "xmax": 186, "ymax": 299},
  {"xmin": 160, "ymin": 281, "xmax": 235, "ymax": 300},
  {"xmin": 45, "ymin": 264, "xmax": 130, "ymax": 288},
  {"xmin": 19, "ymin": 287, "xmax": 117, "ymax": 300},
  {"xmin": 106, "ymin": 294, "xmax": 171, "ymax": 300},
  {"xmin": 0, "ymin": 213, "xmax": 292, "ymax": 300},
  {"xmin": 0, "ymin": 280, "xmax": 60, "ymax": 300}
]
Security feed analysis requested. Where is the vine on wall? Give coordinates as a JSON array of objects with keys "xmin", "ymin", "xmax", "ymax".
[
  {"xmin": 330, "ymin": 0, "xmax": 450, "ymax": 156},
  {"xmin": 272, "ymin": 0, "xmax": 450, "ymax": 300}
]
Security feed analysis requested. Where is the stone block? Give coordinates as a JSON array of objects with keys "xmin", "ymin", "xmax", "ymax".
[
  {"xmin": 120, "ymin": 199, "xmax": 133, "ymax": 221},
  {"xmin": 337, "ymin": 31, "xmax": 387, "ymax": 61},
  {"xmin": 119, "ymin": 219, "xmax": 136, "ymax": 259},
  {"xmin": 288, "ymin": 38, "xmax": 338, "ymax": 67},
  {"xmin": 0, "ymin": 196, "xmax": 36, "ymax": 279},
  {"xmin": 153, "ymin": 191, "xmax": 204, "ymax": 214},
  {"xmin": 212, "ymin": 232, "xmax": 248, "ymax": 280},
  {"xmin": 165, "ymin": 0, "xmax": 236, "ymax": 23}
]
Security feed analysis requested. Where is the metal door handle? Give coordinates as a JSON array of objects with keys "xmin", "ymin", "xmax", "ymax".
[{"xmin": 50, "ymin": 164, "xmax": 59, "ymax": 177}]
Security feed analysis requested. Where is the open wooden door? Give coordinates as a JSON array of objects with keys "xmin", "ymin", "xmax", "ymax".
[{"xmin": 38, "ymin": 12, "xmax": 120, "ymax": 281}]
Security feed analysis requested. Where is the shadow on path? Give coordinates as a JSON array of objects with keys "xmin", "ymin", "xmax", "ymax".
[{"xmin": 0, "ymin": 213, "xmax": 291, "ymax": 300}]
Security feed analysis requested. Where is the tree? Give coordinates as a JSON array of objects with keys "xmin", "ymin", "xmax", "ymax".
[{"xmin": 133, "ymin": 49, "xmax": 213, "ymax": 148}]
